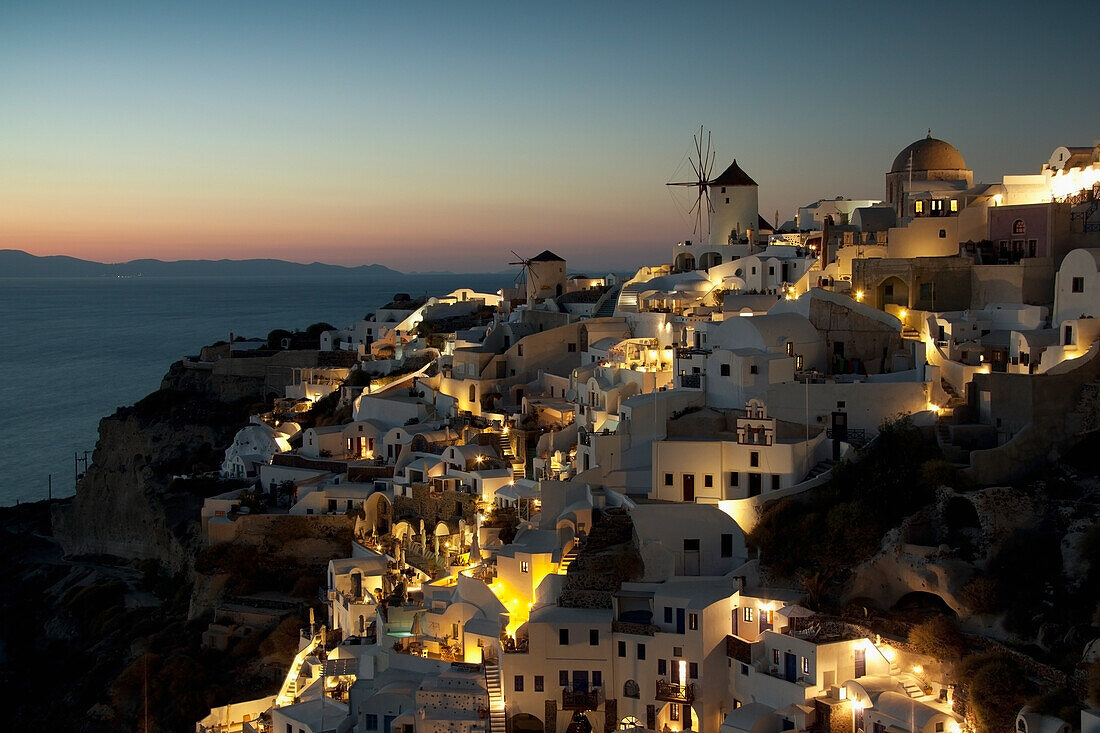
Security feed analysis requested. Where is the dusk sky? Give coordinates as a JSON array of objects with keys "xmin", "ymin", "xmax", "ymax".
[{"xmin": 1, "ymin": 1, "xmax": 1094, "ymax": 272}]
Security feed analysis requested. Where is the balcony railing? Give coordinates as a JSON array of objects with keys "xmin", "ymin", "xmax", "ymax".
[
  {"xmin": 562, "ymin": 687, "xmax": 603, "ymax": 710},
  {"xmin": 655, "ymin": 679, "xmax": 695, "ymax": 703}
]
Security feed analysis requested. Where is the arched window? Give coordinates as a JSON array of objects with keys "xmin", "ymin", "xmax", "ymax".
[
  {"xmin": 623, "ymin": 680, "xmax": 640, "ymax": 698},
  {"xmin": 619, "ymin": 716, "xmax": 640, "ymax": 729},
  {"xmin": 1013, "ymin": 219, "xmax": 1026, "ymax": 235}
]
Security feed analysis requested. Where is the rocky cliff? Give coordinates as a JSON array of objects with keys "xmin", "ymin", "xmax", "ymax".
[{"xmin": 52, "ymin": 367, "xmax": 257, "ymax": 572}]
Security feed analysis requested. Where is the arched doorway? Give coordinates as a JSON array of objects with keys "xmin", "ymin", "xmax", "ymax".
[
  {"xmin": 878, "ymin": 276, "xmax": 909, "ymax": 307},
  {"xmin": 510, "ymin": 713, "xmax": 543, "ymax": 733},
  {"xmin": 674, "ymin": 252, "xmax": 696, "ymax": 271},
  {"xmin": 699, "ymin": 251, "xmax": 722, "ymax": 271}
]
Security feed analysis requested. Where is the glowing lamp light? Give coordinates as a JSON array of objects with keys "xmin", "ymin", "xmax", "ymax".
[
  {"xmin": 899, "ymin": 309, "xmax": 908, "ymax": 319},
  {"xmin": 855, "ymin": 290, "xmax": 865, "ymax": 301},
  {"xmin": 912, "ymin": 665, "xmax": 923, "ymax": 674}
]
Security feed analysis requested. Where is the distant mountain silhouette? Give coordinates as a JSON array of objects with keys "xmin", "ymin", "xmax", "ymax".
[{"xmin": 0, "ymin": 249, "xmax": 404, "ymax": 278}]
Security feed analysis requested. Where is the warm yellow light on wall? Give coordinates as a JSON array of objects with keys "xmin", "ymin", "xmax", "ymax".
[{"xmin": 855, "ymin": 291, "xmax": 864, "ymax": 301}]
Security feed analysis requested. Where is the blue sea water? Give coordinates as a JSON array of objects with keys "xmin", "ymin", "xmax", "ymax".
[{"xmin": 0, "ymin": 273, "xmax": 514, "ymax": 506}]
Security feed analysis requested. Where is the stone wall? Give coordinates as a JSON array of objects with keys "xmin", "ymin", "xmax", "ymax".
[{"xmin": 394, "ymin": 483, "xmax": 478, "ymax": 527}]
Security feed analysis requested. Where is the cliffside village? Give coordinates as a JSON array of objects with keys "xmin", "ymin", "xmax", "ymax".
[{"xmin": 196, "ymin": 135, "xmax": 1100, "ymax": 733}]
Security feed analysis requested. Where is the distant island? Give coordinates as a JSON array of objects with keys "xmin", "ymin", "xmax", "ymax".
[{"xmin": 0, "ymin": 249, "xmax": 405, "ymax": 278}]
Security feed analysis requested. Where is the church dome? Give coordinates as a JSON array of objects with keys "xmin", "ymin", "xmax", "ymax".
[{"xmin": 890, "ymin": 134, "xmax": 967, "ymax": 173}]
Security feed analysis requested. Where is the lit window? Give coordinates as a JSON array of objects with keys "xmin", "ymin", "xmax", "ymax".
[
  {"xmin": 688, "ymin": 613, "xmax": 698, "ymax": 630},
  {"xmin": 914, "ymin": 200, "xmax": 924, "ymax": 214},
  {"xmin": 801, "ymin": 656, "xmax": 810, "ymax": 674},
  {"xmin": 743, "ymin": 607, "xmax": 754, "ymax": 622},
  {"xmin": 521, "ymin": 561, "xmax": 529, "ymax": 573},
  {"xmin": 1013, "ymin": 219, "xmax": 1026, "ymax": 235},
  {"xmin": 950, "ymin": 199, "xmax": 958, "ymax": 212}
]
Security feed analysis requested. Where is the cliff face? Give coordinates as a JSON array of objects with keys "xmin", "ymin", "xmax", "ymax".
[{"xmin": 52, "ymin": 368, "xmax": 255, "ymax": 572}]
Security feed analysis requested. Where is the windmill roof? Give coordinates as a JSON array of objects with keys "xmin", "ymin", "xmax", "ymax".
[
  {"xmin": 710, "ymin": 159, "xmax": 757, "ymax": 187},
  {"xmin": 758, "ymin": 214, "xmax": 773, "ymax": 231},
  {"xmin": 530, "ymin": 250, "xmax": 565, "ymax": 262}
]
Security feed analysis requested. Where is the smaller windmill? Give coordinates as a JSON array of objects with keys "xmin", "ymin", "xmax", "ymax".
[
  {"xmin": 509, "ymin": 250, "xmax": 539, "ymax": 303},
  {"xmin": 667, "ymin": 126, "xmax": 718, "ymax": 241}
]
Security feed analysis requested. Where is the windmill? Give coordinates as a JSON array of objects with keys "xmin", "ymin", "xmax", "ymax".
[
  {"xmin": 509, "ymin": 250, "xmax": 539, "ymax": 302},
  {"xmin": 667, "ymin": 126, "xmax": 718, "ymax": 242}
]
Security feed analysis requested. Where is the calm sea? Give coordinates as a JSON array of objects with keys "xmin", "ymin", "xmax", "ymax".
[{"xmin": 0, "ymin": 273, "xmax": 515, "ymax": 506}]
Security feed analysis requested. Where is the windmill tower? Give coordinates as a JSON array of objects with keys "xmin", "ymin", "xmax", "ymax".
[
  {"xmin": 510, "ymin": 249, "xmax": 566, "ymax": 304},
  {"xmin": 667, "ymin": 127, "xmax": 760, "ymax": 247}
]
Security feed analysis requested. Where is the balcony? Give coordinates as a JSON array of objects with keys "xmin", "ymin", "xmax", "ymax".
[
  {"xmin": 655, "ymin": 679, "xmax": 695, "ymax": 703},
  {"xmin": 562, "ymin": 687, "xmax": 603, "ymax": 710}
]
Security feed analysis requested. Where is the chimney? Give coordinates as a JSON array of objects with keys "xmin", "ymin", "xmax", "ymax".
[{"xmin": 821, "ymin": 215, "xmax": 833, "ymax": 270}]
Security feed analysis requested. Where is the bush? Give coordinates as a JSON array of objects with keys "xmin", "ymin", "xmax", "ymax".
[
  {"xmin": 958, "ymin": 653, "xmax": 1034, "ymax": 733},
  {"xmin": 959, "ymin": 576, "xmax": 999, "ymax": 615},
  {"xmin": 907, "ymin": 616, "xmax": 966, "ymax": 661}
]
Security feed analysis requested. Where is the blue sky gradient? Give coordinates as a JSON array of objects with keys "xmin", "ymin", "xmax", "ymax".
[{"xmin": 1, "ymin": 1, "xmax": 1094, "ymax": 271}]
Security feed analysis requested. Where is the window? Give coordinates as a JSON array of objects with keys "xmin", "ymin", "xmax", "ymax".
[
  {"xmin": 938, "ymin": 229, "xmax": 946, "ymax": 238},
  {"xmin": 592, "ymin": 671, "xmax": 602, "ymax": 687},
  {"xmin": 567, "ymin": 343, "xmax": 577, "ymax": 352},
  {"xmin": 1073, "ymin": 277, "xmax": 1084, "ymax": 293},
  {"xmin": 689, "ymin": 662, "xmax": 698, "ymax": 679},
  {"xmin": 1013, "ymin": 219, "xmax": 1026, "ymax": 235},
  {"xmin": 725, "ymin": 197, "xmax": 730, "ymax": 204},
  {"xmin": 559, "ymin": 670, "xmax": 569, "ymax": 686},
  {"xmin": 673, "ymin": 646, "xmax": 682, "ymax": 657},
  {"xmin": 749, "ymin": 364, "xmax": 758, "ymax": 375},
  {"xmin": 623, "ymin": 681, "xmax": 640, "ymax": 698},
  {"xmin": 535, "ymin": 675, "xmax": 544, "ymax": 692},
  {"xmin": 559, "ymin": 629, "xmax": 569, "ymax": 645},
  {"xmin": 950, "ymin": 199, "xmax": 958, "ymax": 212},
  {"xmin": 721, "ymin": 533, "xmax": 734, "ymax": 557},
  {"xmin": 664, "ymin": 473, "xmax": 673, "ymax": 486},
  {"xmin": 772, "ymin": 649, "xmax": 780, "ymax": 665},
  {"xmin": 786, "ymin": 342, "xmax": 794, "ymax": 356},
  {"xmin": 771, "ymin": 475, "xmax": 780, "ymax": 491},
  {"xmin": 720, "ymin": 363, "xmax": 730, "ymax": 376},
  {"xmin": 751, "ymin": 266, "xmax": 757, "ymax": 275},
  {"xmin": 365, "ymin": 715, "xmax": 378, "ymax": 730},
  {"xmin": 1065, "ymin": 325, "xmax": 1074, "ymax": 345},
  {"xmin": 750, "ymin": 452, "xmax": 759, "ymax": 467},
  {"xmin": 521, "ymin": 560, "xmax": 529, "ymax": 573},
  {"xmin": 689, "ymin": 613, "xmax": 698, "ymax": 630},
  {"xmin": 801, "ymin": 656, "xmax": 810, "ymax": 674},
  {"xmin": 729, "ymin": 471, "xmax": 739, "ymax": 488},
  {"xmin": 721, "ymin": 187, "xmax": 726, "ymax": 194},
  {"xmin": 658, "ymin": 659, "xmax": 667, "ymax": 675},
  {"xmin": 670, "ymin": 705, "xmax": 679, "ymax": 721},
  {"xmin": 743, "ymin": 607, "xmax": 754, "ymax": 622},
  {"xmin": 704, "ymin": 474, "xmax": 713, "ymax": 488},
  {"xmin": 935, "ymin": 724, "xmax": 944, "ymax": 733},
  {"xmin": 590, "ymin": 629, "xmax": 599, "ymax": 646},
  {"xmin": 740, "ymin": 663, "xmax": 749, "ymax": 676},
  {"xmin": 618, "ymin": 640, "xmax": 626, "ymax": 657},
  {"xmin": 684, "ymin": 538, "xmax": 700, "ymax": 552},
  {"xmin": 914, "ymin": 200, "xmax": 924, "ymax": 214},
  {"xmin": 664, "ymin": 607, "xmax": 673, "ymax": 623},
  {"xmin": 637, "ymin": 643, "xmax": 646, "ymax": 660},
  {"xmin": 514, "ymin": 675, "xmax": 524, "ymax": 692}
]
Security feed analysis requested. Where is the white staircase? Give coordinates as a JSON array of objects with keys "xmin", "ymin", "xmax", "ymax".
[{"xmin": 485, "ymin": 663, "xmax": 507, "ymax": 733}]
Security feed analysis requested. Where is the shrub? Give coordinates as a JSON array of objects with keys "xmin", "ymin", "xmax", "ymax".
[
  {"xmin": 959, "ymin": 576, "xmax": 999, "ymax": 615},
  {"xmin": 907, "ymin": 615, "xmax": 966, "ymax": 661},
  {"xmin": 958, "ymin": 653, "xmax": 1034, "ymax": 733}
]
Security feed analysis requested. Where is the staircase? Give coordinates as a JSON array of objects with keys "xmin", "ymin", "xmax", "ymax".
[
  {"xmin": 497, "ymin": 431, "xmax": 525, "ymax": 481},
  {"xmin": 804, "ymin": 460, "xmax": 834, "ymax": 480},
  {"xmin": 594, "ymin": 284, "xmax": 623, "ymax": 318},
  {"xmin": 485, "ymin": 663, "xmax": 507, "ymax": 733},
  {"xmin": 615, "ymin": 283, "xmax": 640, "ymax": 313},
  {"xmin": 558, "ymin": 543, "xmax": 580, "ymax": 575},
  {"xmin": 901, "ymin": 678, "xmax": 924, "ymax": 699}
]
